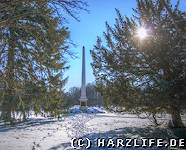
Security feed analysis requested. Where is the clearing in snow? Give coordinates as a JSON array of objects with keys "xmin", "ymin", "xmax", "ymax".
[{"xmin": 0, "ymin": 106, "xmax": 185, "ymax": 150}]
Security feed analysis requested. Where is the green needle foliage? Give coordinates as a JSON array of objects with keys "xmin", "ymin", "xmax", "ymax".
[
  {"xmin": 0, "ymin": 0, "xmax": 88, "ymax": 27},
  {"xmin": 91, "ymin": 0, "xmax": 185, "ymax": 128},
  {"xmin": 0, "ymin": 0, "xmax": 87, "ymax": 123}
]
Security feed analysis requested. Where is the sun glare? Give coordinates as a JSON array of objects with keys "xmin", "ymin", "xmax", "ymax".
[{"xmin": 137, "ymin": 27, "xmax": 147, "ymax": 39}]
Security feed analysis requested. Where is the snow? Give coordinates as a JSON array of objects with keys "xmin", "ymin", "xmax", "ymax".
[
  {"xmin": 70, "ymin": 105, "xmax": 107, "ymax": 114},
  {"xmin": 0, "ymin": 106, "xmax": 185, "ymax": 150}
]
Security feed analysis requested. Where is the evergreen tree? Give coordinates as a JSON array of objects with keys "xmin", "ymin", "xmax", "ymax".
[
  {"xmin": 91, "ymin": 0, "xmax": 185, "ymax": 128},
  {"xmin": 0, "ymin": 0, "xmax": 88, "ymax": 27},
  {"xmin": 0, "ymin": 0, "xmax": 87, "ymax": 123},
  {"xmin": 160, "ymin": 0, "xmax": 185, "ymax": 37}
]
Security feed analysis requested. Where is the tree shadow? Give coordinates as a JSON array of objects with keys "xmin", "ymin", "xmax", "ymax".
[
  {"xmin": 0, "ymin": 118, "xmax": 59, "ymax": 132},
  {"xmin": 48, "ymin": 126, "xmax": 186, "ymax": 150},
  {"xmin": 170, "ymin": 127, "xmax": 186, "ymax": 139}
]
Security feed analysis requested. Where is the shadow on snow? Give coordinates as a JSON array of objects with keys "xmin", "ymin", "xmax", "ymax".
[{"xmin": 48, "ymin": 126, "xmax": 186, "ymax": 150}]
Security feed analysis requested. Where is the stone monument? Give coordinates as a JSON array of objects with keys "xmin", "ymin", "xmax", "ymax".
[{"xmin": 79, "ymin": 46, "xmax": 88, "ymax": 107}]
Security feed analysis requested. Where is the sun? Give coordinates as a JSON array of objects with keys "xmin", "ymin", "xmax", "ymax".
[{"xmin": 137, "ymin": 27, "xmax": 147, "ymax": 39}]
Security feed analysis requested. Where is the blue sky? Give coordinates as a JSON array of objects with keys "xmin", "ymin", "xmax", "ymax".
[{"xmin": 64, "ymin": 0, "xmax": 185, "ymax": 91}]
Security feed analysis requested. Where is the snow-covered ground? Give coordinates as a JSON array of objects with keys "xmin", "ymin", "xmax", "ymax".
[{"xmin": 0, "ymin": 106, "xmax": 185, "ymax": 150}]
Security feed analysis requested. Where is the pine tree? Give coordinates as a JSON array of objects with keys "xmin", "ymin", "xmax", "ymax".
[
  {"xmin": 91, "ymin": 0, "xmax": 185, "ymax": 128},
  {"xmin": 0, "ymin": 0, "xmax": 88, "ymax": 27},
  {"xmin": 134, "ymin": 0, "xmax": 186, "ymax": 128},
  {"xmin": 0, "ymin": 1, "xmax": 69, "ymax": 123}
]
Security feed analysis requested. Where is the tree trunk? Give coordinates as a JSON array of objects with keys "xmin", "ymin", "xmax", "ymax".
[
  {"xmin": 1, "ymin": 98, "xmax": 11, "ymax": 122},
  {"xmin": 1, "ymin": 25, "xmax": 15, "ymax": 123},
  {"xmin": 169, "ymin": 106, "xmax": 185, "ymax": 128}
]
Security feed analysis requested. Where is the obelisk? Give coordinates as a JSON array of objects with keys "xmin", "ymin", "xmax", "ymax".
[{"xmin": 79, "ymin": 46, "xmax": 88, "ymax": 107}]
